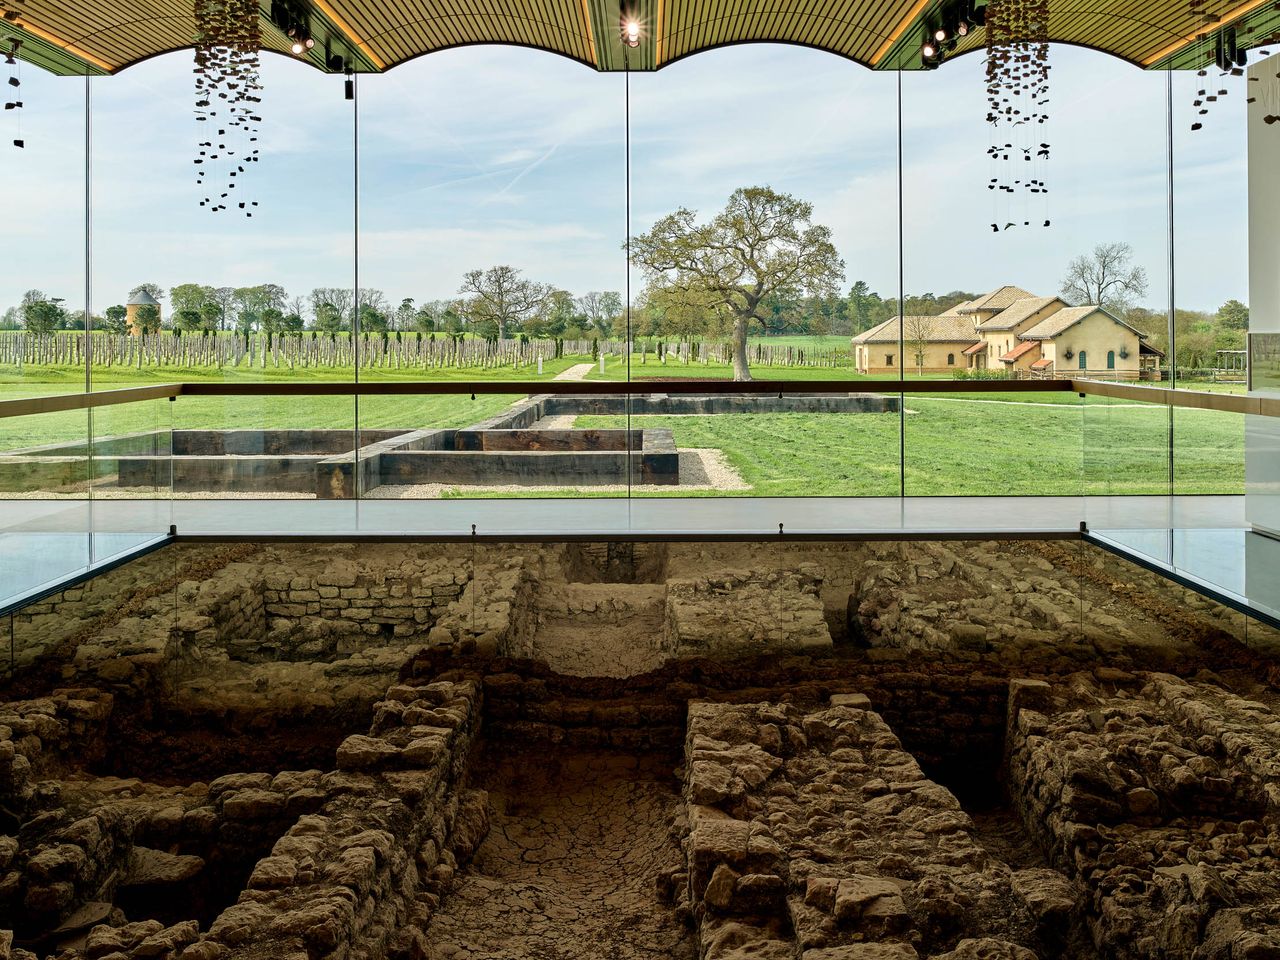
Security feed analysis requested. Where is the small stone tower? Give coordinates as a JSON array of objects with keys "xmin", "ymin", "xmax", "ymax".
[{"xmin": 125, "ymin": 289, "xmax": 162, "ymax": 336}]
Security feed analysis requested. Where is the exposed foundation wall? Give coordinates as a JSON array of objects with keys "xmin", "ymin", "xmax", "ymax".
[
  {"xmin": 1006, "ymin": 671, "xmax": 1280, "ymax": 958},
  {"xmin": 678, "ymin": 696, "xmax": 1084, "ymax": 959}
]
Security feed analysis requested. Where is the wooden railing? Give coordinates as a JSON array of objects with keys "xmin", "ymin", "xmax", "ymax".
[{"xmin": 0, "ymin": 377, "xmax": 1275, "ymax": 420}]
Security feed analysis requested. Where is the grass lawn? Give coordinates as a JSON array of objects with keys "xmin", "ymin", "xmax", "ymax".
[
  {"xmin": 0, "ymin": 358, "xmax": 1247, "ymax": 497},
  {"xmin": 576, "ymin": 399, "xmax": 1243, "ymax": 496},
  {"xmin": 0, "ymin": 358, "xmax": 588, "ymax": 451}
]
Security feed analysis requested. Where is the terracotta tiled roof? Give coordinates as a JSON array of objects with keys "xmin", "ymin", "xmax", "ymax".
[
  {"xmin": 962, "ymin": 341, "xmax": 987, "ymax": 356},
  {"xmin": 977, "ymin": 296, "xmax": 1063, "ymax": 332},
  {"xmin": 1020, "ymin": 304, "xmax": 1152, "ymax": 341},
  {"xmin": 999, "ymin": 340, "xmax": 1041, "ymax": 363},
  {"xmin": 851, "ymin": 315, "xmax": 979, "ymax": 344},
  {"xmin": 957, "ymin": 286, "xmax": 1038, "ymax": 314},
  {"xmin": 1030, "ymin": 357, "xmax": 1054, "ymax": 370}
]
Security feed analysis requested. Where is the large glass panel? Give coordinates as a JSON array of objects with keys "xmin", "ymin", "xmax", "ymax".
[
  {"xmin": 91, "ymin": 395, "xmax": 172, "ymax": 562},
  {"xmin": 90, "ymin": 52, "xmax": 356, "ymax": 525},
  {"xmin": 0, "ymin": 407, "xmax": 91, "ymax": 606},
  {"xmin": 355, "ymin": 49, "xmax": 622, "ymax": 387},
  {"xmin": 1171, "ymin": 63, "xmax": 1248, "ymax": 394},
  {"xmin": 0, "ymin": 69, "xmax": 88, "ymax": 400},
  {"xmin": 1084, "ymin": 393, "xmax": 1171, "ymax": 498},
  {"xmin": 167, "ymin": 392, "xmax": 355, "ymax": 533},
  {"xmin": 904, "ymin": 387, "xmax": 1083, "ymax": 496},
  {"xmin": 1174, "ymin": 405, "xmax": 1245, "ymax": 495},
  {"xmin": 355, "ymin": 49, "xmax": 627, "ymax": 500},
  {"xmin": 631, "ymin": 47, "xmax": 897, "ymax": 388},
  {"xmin": 903, "ymin": 48, "xmax": 1170, "ymax": 501}
]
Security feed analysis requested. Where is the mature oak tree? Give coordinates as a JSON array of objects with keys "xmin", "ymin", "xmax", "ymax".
[
  {"xmin": 630, "ymin": 186, "xmax": 844, "ymax": 380},
  {"xmin": 1060, "ymin": 242, "xmax": 1148, "ymax": 313}
]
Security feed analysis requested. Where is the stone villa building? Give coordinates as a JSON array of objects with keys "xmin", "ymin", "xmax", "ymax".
[{"xmin": 851, "ymin": 284, "xmax": 1165, "ymax": 377}]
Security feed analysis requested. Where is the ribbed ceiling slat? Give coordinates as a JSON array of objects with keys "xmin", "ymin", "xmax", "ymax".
[{"xmin": 5, "ymin": 0, "xmax": 1276, "ymax": 75}]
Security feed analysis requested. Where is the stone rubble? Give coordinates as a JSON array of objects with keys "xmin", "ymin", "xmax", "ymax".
[
  {"xmin": 0, "ymin": 539, "xmax": 1276, "ymax": 960},
  {"xmin": 1007, "ymin": 670, "xmax": 1280, "ymax": 958},
  {"xmin": 677, "ymin": 697, "xmax": 1088, "ymax": 960}
]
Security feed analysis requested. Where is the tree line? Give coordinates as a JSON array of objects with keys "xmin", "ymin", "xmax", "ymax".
[{"xmin": 1, "ymin": 189, "xmax": 1253, "ymax": 379}]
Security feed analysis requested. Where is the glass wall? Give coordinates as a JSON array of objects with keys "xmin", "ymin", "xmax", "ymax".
[{"xmin": 0, "ymin": 37, "xmax": 1276, "ymax": 605}]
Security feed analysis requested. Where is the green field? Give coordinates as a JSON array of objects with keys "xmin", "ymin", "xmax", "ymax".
[
  {"xmin": 574, "ymin": 400, "xmax": 1241, "ymax": 496},
  {"xmin": 0, "ymin": 355, "xmax": 1248, "ymax": 497}
]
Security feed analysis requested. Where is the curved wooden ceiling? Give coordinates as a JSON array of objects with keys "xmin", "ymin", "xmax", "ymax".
[{"xmin": 2, "ymin": 0, "xmax": 1276, "ymax": 76}]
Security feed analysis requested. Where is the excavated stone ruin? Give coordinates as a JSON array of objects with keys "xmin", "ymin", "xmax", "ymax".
[{"xmin": 0, "ymin": 538, "xmax": 1277, "ymax": 959}]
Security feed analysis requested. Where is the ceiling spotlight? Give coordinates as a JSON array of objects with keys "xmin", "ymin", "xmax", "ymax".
[
  {"xmin": 291, "ymin": 40, "xmax": 305, "ymax": 54},
  {"xmin": 934, "ymin": 26, "xmax": 949, "ymax": 43},
  {"xmin": 922, "ymin": 39, "xmax": 938, "ymax": 59},
  {"xmin": 957, "ymin": 18, "xmax": 970, "ymax": 36},
  {"xmin": 304, "ymin": 37, "xmax": 315, "ymax": 49},
  {"xmin": 623, "ymin": 19, "xmax": 640, "ymax": 47}
]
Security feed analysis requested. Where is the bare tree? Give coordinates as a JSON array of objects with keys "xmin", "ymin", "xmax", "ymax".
[
  {"xmin": 459, "ymin": 266, "xmax": 549, "ymax": 340},
  {"xmin": 630, "ymin": 186, "xmax": 844, "ymax": 381},
  {"xmin": 905, "ymin": 316, "xmax": 933, "ymax": 375},
  {"xmin": 577, "ymin": 291, "xmax": 623, "ymax": 338},
  {"xmin": 310, "ymin": 288, "xmax": 354, "ymax": 330},
  {"xmin": 1060, "ymin": 242, "xmax": 1148, "ymax": 313}
]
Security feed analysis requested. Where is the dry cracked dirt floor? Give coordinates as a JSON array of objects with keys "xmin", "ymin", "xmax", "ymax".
[{"xmin": 425, "ymin": 746, "xmax": 696, "ymax": 960}]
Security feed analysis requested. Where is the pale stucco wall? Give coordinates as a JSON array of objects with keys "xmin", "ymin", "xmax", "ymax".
[
  {"xmin": 1047, "ymin": 312, "xmax": 1143, "ymax": 376},
  {"xmin": 855, "ymin": 341, "xmax": 969, "ymax": 375}
]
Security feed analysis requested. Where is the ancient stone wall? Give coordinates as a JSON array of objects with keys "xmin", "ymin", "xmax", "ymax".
[
  {"xmin": 1006, "ymin": 671, "xmax": 1280, "ymax": 958},
  {"xmin": 0, "ymin": 676, "xmax": 487, "ymax": 960},
  {"xmin": 677, "ymin": 696, "xmax": 1086, "ymax": 960},
  {"xmin": 665, "ymin": 569, "xmax": 832, "ymax": 655}
]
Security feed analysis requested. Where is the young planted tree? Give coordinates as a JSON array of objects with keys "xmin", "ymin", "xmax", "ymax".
[
  {"xmin": 630, "ymin": 186, "xmax": 844, "ymax": 380},
  {"xmin": 1060, "ymin": 242, "xmax": 1148, "ymax": 314},
  {"xmin": 459, "ymin": 265, "xmax": 550, "ymax": 340},
  {"xmin": 905, "ymin": 315, "xmax": 933, "ymax": 375}
]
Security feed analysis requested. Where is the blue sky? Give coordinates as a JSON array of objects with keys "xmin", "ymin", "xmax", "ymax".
[{"xmin": 1, "ymin": 41, "xmax": 1247, "ymax": 316}]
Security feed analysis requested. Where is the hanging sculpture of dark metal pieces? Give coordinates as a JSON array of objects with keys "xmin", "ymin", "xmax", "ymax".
[
  {"xmin": 193, "ymin": 0, "xmax": 263, "ymax": 216},
  {"xmin": 1192, "ymin": 1, "xmax": 1280, "ymax": 131},
  {"xmin": 1, "ymin": 1, "xmax": 24, "ymax": 148},
  {"xmin": 985, "ymin": 0, "xmax": 1050, "ymax": 232}
]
